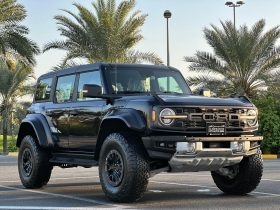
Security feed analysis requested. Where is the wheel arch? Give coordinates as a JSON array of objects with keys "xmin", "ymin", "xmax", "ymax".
[
  {"xmin": 94, "ymin": 109, "xmax": 147, "ymax": 161},
  {"xmin": 17, "ymin": 114, "xmax": 54, "ymax": 148}
]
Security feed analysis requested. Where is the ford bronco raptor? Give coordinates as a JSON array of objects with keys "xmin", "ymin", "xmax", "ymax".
[{"xmin": 17, "ymin": 63, "xmax": 263, "ymax": 202}]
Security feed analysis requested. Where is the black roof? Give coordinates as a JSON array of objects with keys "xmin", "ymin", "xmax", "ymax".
[{"xmin": 38, "ymin": 63, "xmax": 179, "ymax": 80}]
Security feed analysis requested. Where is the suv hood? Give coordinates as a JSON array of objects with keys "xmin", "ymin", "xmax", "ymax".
[{"xmin": 157, "ymin": 94, "xmax": 254, "ymax": 107}]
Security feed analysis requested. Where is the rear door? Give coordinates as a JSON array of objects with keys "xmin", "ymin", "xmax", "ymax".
[{"xmin": 68, "ymin": 70, "xmax": 105, "ymax": 152}]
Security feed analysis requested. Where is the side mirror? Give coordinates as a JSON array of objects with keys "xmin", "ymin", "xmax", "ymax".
[
  {"xmin": 199, "ymin": 88, "xmax": 211, "ymax": 97},
  {"xmin": 82, "ymin": 84, "xmax": 102, "ymax": 98}
]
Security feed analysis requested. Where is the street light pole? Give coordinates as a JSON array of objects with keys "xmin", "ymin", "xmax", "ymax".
[
  {"xmin": 225, "ymin": 1, "xmax": 245, "ymax": 29},
  {"xmin": 164, "ymin": 10, "xmax": 172, "ymax": 66},
  {"xmin": 166, "ymin": 18, "xmax": 170, "ymax": 66}
]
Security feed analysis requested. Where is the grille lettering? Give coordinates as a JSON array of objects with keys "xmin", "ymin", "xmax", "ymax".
[{"xmin": 189, "ymin": 113, "xmax": 240, "ymax": 122}]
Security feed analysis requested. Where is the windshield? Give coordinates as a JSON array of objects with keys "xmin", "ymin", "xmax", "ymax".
[{"xmin": 106, "ymin": 67, "xmax": 192, "ymax": 95}]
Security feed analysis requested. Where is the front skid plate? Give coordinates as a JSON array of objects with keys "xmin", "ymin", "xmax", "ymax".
[{"xmin": 169, "ymin": 156, "xmax": 243, "ymax": 172}]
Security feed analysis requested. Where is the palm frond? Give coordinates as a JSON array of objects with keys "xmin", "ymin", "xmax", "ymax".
[
  {"xmin": 185, "ymin": 51, "xmax": 226, "ymax": 76},
  {"xmin": 43, "ymin": 0, "xmax": 161, "ymax": 68},
  {"xmin": 124, "ymin": 50, "xmax": 163, "ymax": 65},
  {"xmin": 51, "ymin": 60, "xmax": 80, "ymax": 71},
  {"xmin": 0, "ymin": 60, "xmax": 34, "ymax": 100},
  {"xmin": 0, "ymin": 0, "xmax": 39, "ymax": 66},
  {"xmin": 185, "ymin": 20, "xmax": 280, "ymax": 98},
  {"xmin": 0, "ymin": 0, "xmax": 26, "ymax": 23}
]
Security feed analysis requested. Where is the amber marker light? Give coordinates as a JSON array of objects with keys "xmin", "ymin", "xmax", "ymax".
[{"xmin": 152, "ymin": 111, "xmax": 156, "ymax": 122}]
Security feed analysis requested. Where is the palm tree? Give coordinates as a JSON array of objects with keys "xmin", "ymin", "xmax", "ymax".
[
  {"xmin": 43, "ymin": 0, "xmax": 163, "ymax": 67},
  {"xmin": 0, "ymin": 61, "xmax": 34, "ymax": 153},
  {"xmin": 0, "ymin": 0, "xmax": 40, "ymax": 66},
  {"xmin": 0, "ymin": 0, "xmax": 38, "ymax": 153},
  {"xmin": 185, "ymin": 20, "xmax": 280, "ymax": 98}
]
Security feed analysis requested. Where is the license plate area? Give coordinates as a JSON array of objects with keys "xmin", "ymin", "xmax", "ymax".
[{"xmin": 206, "ymin": 122, "xmax": 226, "ymax": 136}]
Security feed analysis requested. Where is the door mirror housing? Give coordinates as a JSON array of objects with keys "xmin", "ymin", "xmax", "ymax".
[
  {"xmin": 199, "ymin": 88, "xmax": 211, "ymax": 97},
  {"xmin": 82, "ymin": 84, "xmax": 102, "ymax": 98}
]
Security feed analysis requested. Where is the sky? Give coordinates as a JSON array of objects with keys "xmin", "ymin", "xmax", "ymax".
[{"xmin": 17, "ymin": 0, "xmax": 280, "ymax": 78}]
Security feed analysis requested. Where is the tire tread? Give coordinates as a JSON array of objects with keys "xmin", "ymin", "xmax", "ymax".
[
  {"xmin": 211, "ymin": 150, "xmax": 263, "ymax": 195},
  {"xmin": 99, "ymin": 132, "xmax": 149, "ymax": 202},
  {"xmin": 18, "ymin": 135, "xmax": 53, "ymax": 189}
]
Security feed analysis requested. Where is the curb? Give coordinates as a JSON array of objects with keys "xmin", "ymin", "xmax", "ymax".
[
  {"xmin": 8, "ymin": 152, "xmax": 18, "ymax": 157},
  {"xmin": 262, "ymin": 154, "xmax": 280, "ymax": 159},
  {"xmin": 0, "ymin": 152, "xmax": 18, "ymax": 157}
]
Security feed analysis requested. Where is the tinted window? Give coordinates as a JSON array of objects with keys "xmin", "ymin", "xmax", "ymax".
[
  {"xmin": 55, "ymin": 75, "xmax": 76, "ymax": 103},
  {"xmin": 35, "ymin": 78, "xmax": 52, "ymax": 101},
  {"xmin": 77, "ymin": 71, "xmax": 102, "ymax": 101}
]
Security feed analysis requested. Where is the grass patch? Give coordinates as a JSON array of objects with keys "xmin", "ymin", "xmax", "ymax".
[{"xmin": 0, "ymin": 135, "xmax": 18, "ymax": 153}]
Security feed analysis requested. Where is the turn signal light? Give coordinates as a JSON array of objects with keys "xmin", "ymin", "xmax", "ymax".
[{"xmin": 152, "ymin": 111, "xmax": 156, "ymax": 122}]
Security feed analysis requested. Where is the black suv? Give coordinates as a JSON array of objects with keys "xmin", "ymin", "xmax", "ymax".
[{"xmin": 17, "ymin": 63, "xmax": 263, "ymax": 202}]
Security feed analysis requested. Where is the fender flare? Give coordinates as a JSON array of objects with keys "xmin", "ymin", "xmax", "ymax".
[
  {"xmin": 17, "ymin": 114, "xmax": 54, "ymax": 148},
  {"xmin": 94, "ymin": 108, "xmax": 146, "ymax": 160},
  {"xmin": 100, "ymin": 108, "xmax": 146, "ymax": 132}
]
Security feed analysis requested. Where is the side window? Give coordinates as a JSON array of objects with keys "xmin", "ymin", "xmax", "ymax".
[
  {"xmin": 55, "ymin": 75, "xmax": 76, "ymax": 103},
  {"xmin": 35, "ymin": 78, "xmax": 52, "ymax": 101},
  {"xmin": 157, "ymin": 77, "xmax": 183, "ymax": 93},
  {"xmin": 77, "ymin": 70, "xmax": 102, "ymax": 101}
]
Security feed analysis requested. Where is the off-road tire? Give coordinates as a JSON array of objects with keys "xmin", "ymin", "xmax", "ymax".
[
  {"xmin": 211, "ymin": 149, "xmax": 263, "ymax": 195},
  {"xmin": 18, "ymin": 135, "xmax": 53, "ymax": 188},
  {"xmin": 99, "ymin": 132, "xmax": 149, "ymax": 202}
]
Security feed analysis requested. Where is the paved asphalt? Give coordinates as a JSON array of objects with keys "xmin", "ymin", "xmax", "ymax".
[{"xmin": 0, "ymin": 156, "xmax": 279, "ymax": 210}]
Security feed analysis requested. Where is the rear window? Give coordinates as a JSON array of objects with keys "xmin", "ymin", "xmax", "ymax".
[{"xmin": 35, "ymin": 78, "xmax": 53, "ymax": 101}]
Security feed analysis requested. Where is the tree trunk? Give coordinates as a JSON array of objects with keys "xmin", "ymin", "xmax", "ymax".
[{"xmin": 2, "ymin": 107, "xmax": 8, "ymax": 154}]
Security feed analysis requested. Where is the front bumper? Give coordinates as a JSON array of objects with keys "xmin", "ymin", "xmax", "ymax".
[{"xmin": 142, "ymin": 135, "xmax": 262, "ymax": 172}]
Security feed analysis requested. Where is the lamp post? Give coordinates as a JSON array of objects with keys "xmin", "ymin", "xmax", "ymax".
[
  {"xmin": 164, "ymin": 10, "xmax": 172, "ymax": 66},
  {"xmin": 225, "ymin": 1, "xmax": 245, "ymax": 29}
]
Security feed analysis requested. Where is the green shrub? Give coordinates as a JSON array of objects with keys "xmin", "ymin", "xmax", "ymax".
[
  {"xmin": 0, "ymin": 135, "xmax": 18, "ymax": 153},
  {"xmin": 254, "ymin": 96, "xmax": 280, "ymax": 154},
  {"xmin": 8, "ymin": 139, "xmax": 17, "ymax": 152}
]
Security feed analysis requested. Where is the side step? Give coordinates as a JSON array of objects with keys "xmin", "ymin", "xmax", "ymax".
[{"xmin": 50, "ymin": 152, "xmax": 98, "ymax": 167}]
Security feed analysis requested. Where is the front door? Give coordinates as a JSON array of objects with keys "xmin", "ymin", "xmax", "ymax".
[
  {"xmin": 46, "ymin": 74, "xmax": 76, "ymax": 150},
  {"xmin": 69, "ymin": 70, "xmax": 105, "ymax": 152}
]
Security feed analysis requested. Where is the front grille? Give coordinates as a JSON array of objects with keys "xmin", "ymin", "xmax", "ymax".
[{"xmin": 172, "ymin": 107, "xmax": 250, "ymax": 133}]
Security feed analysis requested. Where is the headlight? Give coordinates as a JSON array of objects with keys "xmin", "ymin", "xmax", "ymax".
[
  {"xmin": 159, "ymin": 108, "xmax": 176, "ymax": 125},
  {"xmin": 247, "ymin": 109, "xmax": 257, "ymax": 116},
  {"xmin": 247, "ymin": 109, "xmax": 258, "ymax": 127}
]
